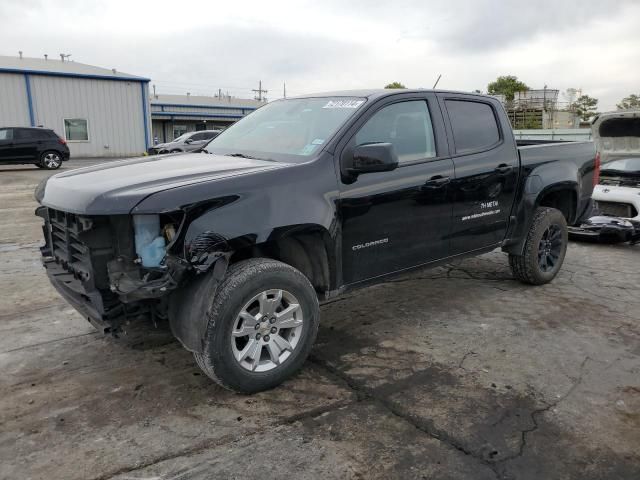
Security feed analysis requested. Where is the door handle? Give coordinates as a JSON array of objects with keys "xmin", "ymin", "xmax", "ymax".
[
  {"xmin": 495, "ymin": 164, "xmax": 513, "ymax": 174},
  {"xmin": 424, "ymin": 175, "xmax": 450, "ymax": 188}
]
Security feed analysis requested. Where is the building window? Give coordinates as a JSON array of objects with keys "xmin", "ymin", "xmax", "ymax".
[
  {"xmin": 64, "ymin": 118, "xmax": 89, "ymax": 142},
  {"xmin": 173, "ymin": 125, "xmax": 187, "ymax": 139}
]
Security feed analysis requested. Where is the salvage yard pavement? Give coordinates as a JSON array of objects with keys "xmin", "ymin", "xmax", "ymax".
[{"xmin": 1, "ymin": 160, "xmax": 639, "ymax": 480}]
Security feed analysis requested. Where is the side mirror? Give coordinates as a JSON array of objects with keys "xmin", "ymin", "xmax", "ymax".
[
  {"xmin": 347, "ymin": 143, "xmax": 399, "ymax": 176},
  {"xmin": 184, "ymin": 138, "xmax": 193, "ymax": 144}
]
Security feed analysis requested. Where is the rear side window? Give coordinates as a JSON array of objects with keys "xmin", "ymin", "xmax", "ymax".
[
  {"xmin": 446, "ymin": 100, "xmax": 500, "ymax": 154},
  {"xmin": 354, "ymin": 100, "xmax": 437, "ymax": 163},
  {"xmin": 191, "ymin": 132, "xmax": 209, "ymax": 141},
  {"xmin": 15, "ymin": 129, "xmax": 35, "ymax": 139},
  {"xmin": 16, "ymin": 129, "xmax": 53, "ymax": 140},
  {"xmin": 0, "ymin": 129, "xmax": 13, "ymax": 140}
]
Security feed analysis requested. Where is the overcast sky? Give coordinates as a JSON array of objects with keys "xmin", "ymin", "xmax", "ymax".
[{"xmin": 1, "ymin": 0, "xmax": 638, "ymax": 110}]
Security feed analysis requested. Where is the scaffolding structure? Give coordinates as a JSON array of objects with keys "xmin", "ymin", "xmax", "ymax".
[{"xmin": 505, "ymin": 89, "xmax": 563, "ymax": 129}]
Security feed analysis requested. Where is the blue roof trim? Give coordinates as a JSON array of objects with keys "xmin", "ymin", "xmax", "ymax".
[
  {"xmin": 150, "ymin": 103, "xmax": 257, "ymax": 111},
  {"xmin": 24, "ymin": 74, "xmax": 35, "ymax": 127},
  {"xmin": 141, "ymin": 83, "xmax": 150, "ymax": 151},
  {"xmin": 151, "ymin": 112, "xmax": 244, "ymax": 119},
  {"xmin": 0, "ymin": 67, "xmax": 150, "ymax": 83}
]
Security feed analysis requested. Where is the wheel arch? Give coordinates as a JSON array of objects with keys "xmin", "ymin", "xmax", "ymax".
[
  {"xmin": 503, "ymin": 179, "xmax": 578, "ymax": 256},
  {"xmin": 228, "ymin": 224, "xmax": 337, "ymax": 295}
]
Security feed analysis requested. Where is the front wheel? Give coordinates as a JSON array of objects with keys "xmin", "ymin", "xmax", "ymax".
[
  {"xmin": 509, "ymin": 207, "xmax": 568, "ymax": 285},
  {"xmin": 193, "ymin": 258, "xmax": 319, "ymax": 393},
  {"xmin": 39, "ymin": 151, "xmax": 62, "ymax": 170}
]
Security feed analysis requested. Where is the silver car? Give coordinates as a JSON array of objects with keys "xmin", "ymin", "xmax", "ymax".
[{"xmin": 149, "ymin": 130, "xmax": 221, "ymax": 155}]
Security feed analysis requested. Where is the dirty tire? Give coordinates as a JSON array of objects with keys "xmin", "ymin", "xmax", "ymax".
[
  {"xmin": 193, "ymin": 258, "xmax": 319, "ymax": 394},
  {"xmin": 509, "ymin": 207, "xmax": 568, "ymax": 285}
]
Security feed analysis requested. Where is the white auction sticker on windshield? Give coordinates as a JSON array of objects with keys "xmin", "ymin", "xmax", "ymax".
[{"xmin": 323, "ymin": 100, "xmax": 365, "ymax": 109}]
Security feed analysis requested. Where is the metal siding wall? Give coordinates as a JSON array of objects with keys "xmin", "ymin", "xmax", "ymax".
[
  {"xmin": 29, "ymin": 75, "xmax": 147, "ymax": 157},
  {"xmin": 0, "ymin": 73, "xmax": 31, "ymax": 126},
  {"xmin": 150, "ymin": 105, "xmax": 246, "ymax": 115}
]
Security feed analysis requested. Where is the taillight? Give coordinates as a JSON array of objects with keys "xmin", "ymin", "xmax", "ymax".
[
  {"xmin": 593, "ymin": 151, "xmax": 601, "ymax": 186},
  {"xmin": 58, "ymin": 137, "xmax": 67, "ymax": 145}
]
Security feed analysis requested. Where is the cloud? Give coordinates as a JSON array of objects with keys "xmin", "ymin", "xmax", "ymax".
[{"xmin": 1, "ymin": 0, "xmax": 638, "ymax": 109}]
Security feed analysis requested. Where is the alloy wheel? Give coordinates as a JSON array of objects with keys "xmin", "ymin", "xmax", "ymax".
[
  {"xmin": 538, "ymin": 224, "xmax": 563, "ymax": 272},
  {"xmin": 43, "ymin": 153, "xmax": 61, "ymax": 169},
  {"xmin": 231, "ymin": 289, "xmax": 304, "ymax": 372}
]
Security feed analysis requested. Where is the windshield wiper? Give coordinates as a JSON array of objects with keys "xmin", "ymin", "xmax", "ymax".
[{"xmin": 224, "ymin": 153, "xmax": 276, "ymax": 162}]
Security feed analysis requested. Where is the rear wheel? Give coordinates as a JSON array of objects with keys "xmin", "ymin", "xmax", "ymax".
[
  {"xmin": 193, "ymin": 258, "xmax": 319, "ymax": 393},
  {"xmin": 39, "ymin": 151, "xmax": 62, "ymax": 170},
  {"xmin": 509, "ymin": 207, "xmax": 568, "ymax": 285}
]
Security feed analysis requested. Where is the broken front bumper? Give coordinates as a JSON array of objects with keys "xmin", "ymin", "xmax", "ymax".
[{"xmin": 43, "ymin": 257, "xmax": 115, "ymax": 332}]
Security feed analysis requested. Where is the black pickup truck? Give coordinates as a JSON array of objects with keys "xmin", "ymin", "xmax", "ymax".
[{"xmin": 35, "ymin": 90, "xmax": 597, "ymax": 393}]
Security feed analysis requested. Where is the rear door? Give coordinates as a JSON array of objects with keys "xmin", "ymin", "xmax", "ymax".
[
  {"xmin": 438, "ymin": 95, "xmax": 519, "ymax": 254},
  {"xmin": 338, "ymin": 93, "xmax": 455, "ymax": 284},
  {"xmin": 13, "ymin": 128, "xmax": 39, "ymax": 160}
]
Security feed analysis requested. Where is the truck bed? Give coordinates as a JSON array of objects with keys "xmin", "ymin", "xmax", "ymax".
[{"xmin": 517, "ymin": 140, "xmax": 597, "ymax": 225}]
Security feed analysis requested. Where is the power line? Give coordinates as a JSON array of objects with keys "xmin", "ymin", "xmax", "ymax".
[{"xmin": 252, "ymin": 80, "xmax": 268, "ymax": 102}]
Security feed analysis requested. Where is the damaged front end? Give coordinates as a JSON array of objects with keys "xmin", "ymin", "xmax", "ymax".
[
  {"xmin": 37, "ymin": 205, "xmax": 229, "ymax": 336},
  {"xmin": 568, "ymin": 215, "xmax": 640, "ymax": 244}
]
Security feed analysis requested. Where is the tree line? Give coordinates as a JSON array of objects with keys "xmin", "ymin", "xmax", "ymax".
[{"xmin": 384, "ymin": 77, "xmax": 640, "ymax": 122}]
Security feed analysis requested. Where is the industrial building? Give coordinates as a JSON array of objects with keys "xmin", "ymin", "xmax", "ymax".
[
  {"xmin": 0, "ymin": 55, "xmax": 151, "ymax": 157},
  {"xmin": 150, "ymin": 94, "xmax": 262, "ymax": 144},
  {"xmin": 0, "ymin": 54, "xmax": 260, "ymax": 157}
]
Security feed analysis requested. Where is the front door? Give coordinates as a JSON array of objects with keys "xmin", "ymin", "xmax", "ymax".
[
  {"xmin": 338, "ymin": 95, "xmax": 454, "ymax": 285},
  {"xmin": 0, "ymin": 128, "xmax": 14, "ymax": 161}
]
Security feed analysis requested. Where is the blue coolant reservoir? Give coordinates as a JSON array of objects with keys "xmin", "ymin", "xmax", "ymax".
[{"xmin": 133, "ymin": 215, "xmax": 166, "ymax": 267}]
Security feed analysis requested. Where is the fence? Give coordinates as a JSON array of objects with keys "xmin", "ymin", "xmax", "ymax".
[{"xmin": 512, "ymin": 128, "xmax": 592, "ymax": 141}]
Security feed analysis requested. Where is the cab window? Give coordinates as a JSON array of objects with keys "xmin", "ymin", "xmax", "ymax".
[
  {"xmin": 445, "ymin": 100, "xmax": 500, "ymax": 154},
  {"xmin": 354, "ymin": 101, "xmax": 436, "ymax": 163}
]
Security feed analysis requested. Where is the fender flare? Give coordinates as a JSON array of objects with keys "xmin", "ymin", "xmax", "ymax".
[{"xmin": 502, "ymin": 174, "xmax": 579, "ymax": 255}]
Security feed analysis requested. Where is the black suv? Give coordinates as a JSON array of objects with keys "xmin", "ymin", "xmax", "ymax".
[{"xmin": 0, "ymin": 127, "xmax": 70, "ymax": 169}]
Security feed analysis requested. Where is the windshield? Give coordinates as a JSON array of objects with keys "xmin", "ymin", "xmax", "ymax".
[
  {"xmin": 172, "ymin": 133, "xmax": 189, "ymax": 143},
  {"xmin": 204, "ymin": 97, "xmax": 366, "ymax": 161},
  {"xmin": 601, "ymin": 158, "xmax": 640, "ymax": 175}
]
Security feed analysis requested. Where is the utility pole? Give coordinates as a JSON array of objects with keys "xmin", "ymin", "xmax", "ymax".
[
  {"xmin": 218, "ymin": 88, "xmax": 222, "ymax": 98},
  {"xmin": 253, "ymin": 80, "xmax": 268, "ymax": 102},
  {"xmin": 283, "ymin": 82, "xmax": 287, "ymax": 99}
]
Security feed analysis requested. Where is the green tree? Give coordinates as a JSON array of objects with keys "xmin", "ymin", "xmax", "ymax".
[
  {"xmin": 617, "ymin": 94, "xmax": 640, "ymax": 110},
  {"xmin": 487, "ymin": 75, "xmax": 529, "ymax": 102},
  {"xmin": 384, "ymin": 82, "xmax": 406, "ymax": 89},
  {"xmin": 571, "ymin": 95, "xmax": 599, "ymax": 122}
]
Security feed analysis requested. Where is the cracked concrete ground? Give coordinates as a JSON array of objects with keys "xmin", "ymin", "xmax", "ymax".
[{"xmin": 1, "ymin": 160, "xmax": 639, "ymax": 480}]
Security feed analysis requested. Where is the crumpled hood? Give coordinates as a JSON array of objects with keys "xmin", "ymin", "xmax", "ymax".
[{"xmin": 37, "ymin": 153, "xmax": 289, "ymax": 214}]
